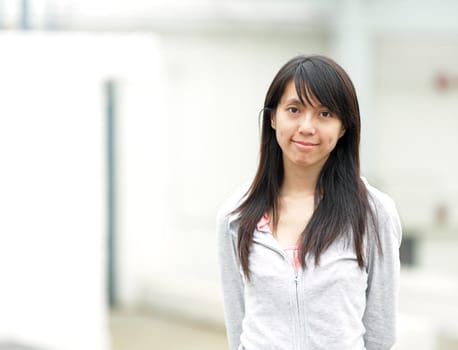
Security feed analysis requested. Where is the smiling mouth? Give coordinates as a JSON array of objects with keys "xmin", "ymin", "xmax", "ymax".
[{"xmin": 292, "ymin": 140, "xmax": 319, "ymax": 147}]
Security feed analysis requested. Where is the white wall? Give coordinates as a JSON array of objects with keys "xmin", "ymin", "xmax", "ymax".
[
  {"xmin": 0, "ymin": 32, "xmax": 162, "ymax": 350},
  {"xmin": 373, "ymin": 35, "xmax": 458, "ymax": 231},
  {"xmin": 116, "ymin": 67, "xmax": 169, "ymax": 306},
  {"xmin": 373, "ymin": 34, "xmax": 458, "ymax": 346}
]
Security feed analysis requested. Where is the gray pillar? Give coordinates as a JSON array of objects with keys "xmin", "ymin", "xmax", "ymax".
[
  {"xmin": 20, "ymin": 0, "xmax": 30, "ymax": 30},
  {"xmin": 331, "ymin": 0, "xmax": 377, "ymax": 181},
  {"xmin": 105, "ymin": 80, "xmax": 118, "ymax": 308}
]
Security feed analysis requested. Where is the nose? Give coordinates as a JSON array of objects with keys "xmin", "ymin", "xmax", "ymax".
[{"xmin": 298, "ymin": 114, "xmax": 316, "ymax": 135}]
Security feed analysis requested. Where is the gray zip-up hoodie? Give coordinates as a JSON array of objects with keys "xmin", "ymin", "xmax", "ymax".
[{"xmin": 217, "ymin": 180, "xmax": 402, "ymax": 350}]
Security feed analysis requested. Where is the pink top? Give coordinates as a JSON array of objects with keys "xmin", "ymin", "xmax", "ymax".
[{"xmin": 256, "ymin": 213, "xmax": 301, "ymax": 271}]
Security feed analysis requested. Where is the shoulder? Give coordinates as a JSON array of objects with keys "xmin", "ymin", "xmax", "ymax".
[
  {"xmin": 363, "ymin": 177, "xmax": 397, "ymax": 219},
  {"xmin": 362, "ymin": 177, "xmax": 402, "ymax": 246},
  {"xmin": 216, "ymin": 180, "xmax": 251, "ymax": 229}
]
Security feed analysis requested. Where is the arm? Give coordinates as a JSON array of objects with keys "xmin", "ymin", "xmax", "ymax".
[
  {"xmin": 363, "ymin": 198, "xmax": 402, "ymax": 350},
  {"xmin": 217, "ymin": 208, "xmax": 245, "ymax": 350}
]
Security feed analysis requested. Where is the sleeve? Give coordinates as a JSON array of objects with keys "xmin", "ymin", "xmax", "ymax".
[
  {"xmin": 363, "ymin": 198, "xmax": 402, "ymax": 350},
  {"xmin": 216, "ymin": 208, "xmax": 245, "ymax": 350}
]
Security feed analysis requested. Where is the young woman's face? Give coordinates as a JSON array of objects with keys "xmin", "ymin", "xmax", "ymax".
[{"xmin": 271, "ymin": 80, "xmax": 345, "ymax": 172}]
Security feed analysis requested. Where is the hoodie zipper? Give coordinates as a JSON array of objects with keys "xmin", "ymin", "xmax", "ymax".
[
  {"xmin": 295, "ymin": 271, "xmax": 305, "ymax": 350},
  {"xmin": 253, "ymin": 236, "xmax": 305, "ymax": 350}
]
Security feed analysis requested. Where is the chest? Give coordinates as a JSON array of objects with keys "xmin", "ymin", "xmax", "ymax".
[
  {"xmin": 247, "ymin": 231, "xmax": 368, "ymax": 301},
  {"xmin": 273, "ymin": 195, "xmax": 314, "ymax": 247}
]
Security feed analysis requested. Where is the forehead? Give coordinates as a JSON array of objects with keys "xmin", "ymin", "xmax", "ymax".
[{"xmin": 280, "ymin": 79, "xmax": 321, "ymax": 106}]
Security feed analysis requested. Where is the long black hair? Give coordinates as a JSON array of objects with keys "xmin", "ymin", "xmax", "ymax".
[{"xmin": 233, "ymin": 55, "xmax": 378, "ymax": 279}]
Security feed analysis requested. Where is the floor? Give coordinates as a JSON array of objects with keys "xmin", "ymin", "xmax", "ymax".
[
  {"xmin": 110, "ymin": 309, "xmax": 458, "ymax": 350},
  {"xmin": 110, "ymin": 309, "xmax": 228, "ymax": 350}
]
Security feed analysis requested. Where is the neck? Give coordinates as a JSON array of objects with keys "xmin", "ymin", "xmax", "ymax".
[{"xmin": 280, "ymin": 158, "xmax": 326, "ymax": 197}]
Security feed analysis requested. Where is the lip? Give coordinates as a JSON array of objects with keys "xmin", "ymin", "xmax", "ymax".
[{"xmin": 292, "ymin": 140, "xmax": 319, "ymax": 150}]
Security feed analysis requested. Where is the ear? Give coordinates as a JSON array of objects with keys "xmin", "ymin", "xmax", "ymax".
[{"xmin": 271, "ymin": 113, "xmax": 276, "ymax": 130}]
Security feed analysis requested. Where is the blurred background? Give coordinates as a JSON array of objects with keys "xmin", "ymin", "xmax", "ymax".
[{"xmin": 0, "ymin": 0, "xmax": 457, "ymax": 349}]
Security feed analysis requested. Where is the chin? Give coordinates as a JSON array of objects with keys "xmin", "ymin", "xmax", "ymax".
[{"xmin": 294, "ymin": 159, "xmax": 314, "ymax": 167}]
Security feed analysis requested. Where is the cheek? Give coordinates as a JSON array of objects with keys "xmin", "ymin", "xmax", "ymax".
[
  {"xmin": 275, "ymin": 126, "xmax": 289, "ymax": 143},
  {"xmin": 275, "ymin": 131, "xmax": 285, "ymax": 148},
  {"xmin": 325, "ymin": 131, "xmax": 342, "ymax": 148}
]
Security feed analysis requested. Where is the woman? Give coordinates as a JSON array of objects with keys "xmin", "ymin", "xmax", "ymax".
[{"xmin": 217, "ymin": 55, "xmax": 402, "ymax": 350}]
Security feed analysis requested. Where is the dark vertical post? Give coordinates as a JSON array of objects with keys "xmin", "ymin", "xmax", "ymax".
[
  {"xmin": 20, "ymin": 0, "xmax": 30, "ymax": 30},
  {"xmin": 105, "ymin": 80, "xmax": 117, "ymax": 308}
]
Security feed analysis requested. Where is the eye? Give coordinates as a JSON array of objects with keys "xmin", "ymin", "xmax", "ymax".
[
  {"xmin": 287, "ymin": 107, "xmax": 299, "ymax": 113},
  {"xmin": 319, "ymin": 111, "xmax": 332, "ymax": 118}
]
